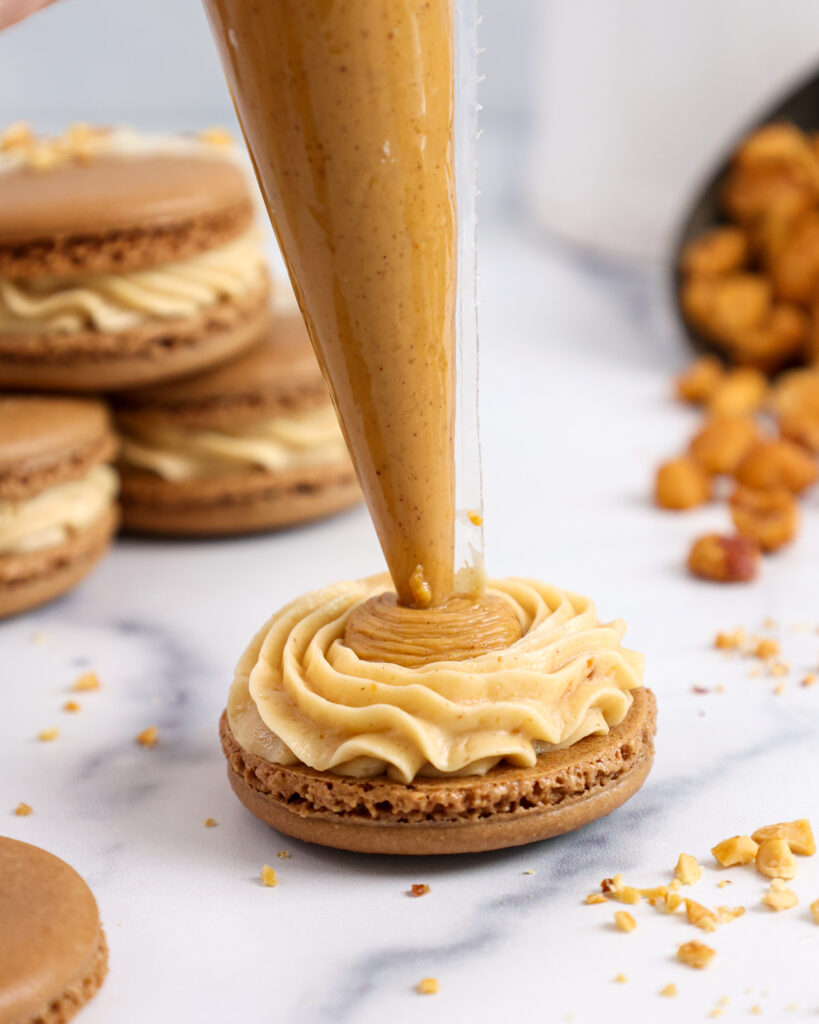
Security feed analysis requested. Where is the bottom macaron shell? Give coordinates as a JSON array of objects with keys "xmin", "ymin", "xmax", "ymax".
[
  {"xmin": 30, "ymin": 931, "xmax": 108, "ymax": 1024},
  {"xmin": 220, "ymin": 687, "xmax": 657, "ymax": 855},
  {"xmin": 0, "ymin": 504, "xmax": 118, "ymax": 619},
  {"xmin": 119, "ymin": 463, "xmax": 361, "ymax": 537},
  {"xmin": 0, "ymin": 286, "xmax": 270, "ymax": 392}
]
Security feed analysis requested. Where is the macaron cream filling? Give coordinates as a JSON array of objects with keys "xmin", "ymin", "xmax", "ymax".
[
  {"xmin": 227, "ymin": 575, "xmax": 645, "ymax": 785},
  {"xmin": 0, "ymin": 463, "xmax": 118, "ymax": 554},
  {"xmin": 0, "ymin": 228, "xmax": 267, "ymax": 334},
  {"xmin": 118, "ymin": 404, "xmax": 350, "ymax": 482}
]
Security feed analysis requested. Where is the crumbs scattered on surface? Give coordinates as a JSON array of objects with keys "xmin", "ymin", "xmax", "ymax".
[
  {"xmin": 13, "ymin": 802, "xmax": 32, "ymax": 816},
  {"xmin": 37, "ymin": 728, "xmax": 58, "ymax": 742},
  {"xmin": 260, "ymin": 865, "xmax": 278, "ymax": 887},
  {"xmin": 62, "ymin": 700, "xmax": 81, "ymax": 713},
  {"xmin": 203, "ymin": 818, "xmax": 217, "ymax": 828},
  {"xmin": 677, "ymin": 940, "xmax": 716, "ymax": 969},
  {"xmin": 136, "ymin": 726, "xmax": 158, "ymax": 747},
  {"xmin": 72, "ymin": 671, "xmax": 100, "ymax": 692},
  {"xmin": 409, "ymin": 883, "xmax": 431, "ymax": 897},
  {"xmin": 277, "ymin": 850, "xmax": 291, "ymax": 859},
  {"xmin": 614, "ymin": 911, "xmax": 636, "ymax": 933},
  {"xmin": 416, "ymin": 978, "xmax": 438, "ymax": 995}
]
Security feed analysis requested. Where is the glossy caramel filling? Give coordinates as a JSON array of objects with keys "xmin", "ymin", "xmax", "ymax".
[{"xmin": 343, "ymin": 591, "xmax": 522, "ymax": 667}]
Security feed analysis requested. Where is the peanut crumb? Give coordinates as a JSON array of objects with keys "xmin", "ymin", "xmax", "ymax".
[
  {"xmin": 756, "ymin": 838, "xmax": 797, "ymax": 879},
  {"xmin": 260, "ymin": 864, "xmax": 278, "ymax": 887},
  {"xmin": 752, "ymin": 819, "xmax": 816, "ymax": 856},
  {"xmin": 677, "ymin": 940, "xmax": 716, "ymax": 969},
  {"xmin": 416, "ymin": 978, "xmax": 438, "ymax": 995},
  {"xmin": 63, "ymin": 700, "xmax": 81, "ymax": 713},
  {"xmin": 14, "ymin": 802, "xmax": 33, "ymax": 816},
  {"xmin": 467, "ymin": 510, "xmax": 483, "ymax": 526},
  {"xmin": 203, "ymin": 818, "xmax": 217, "ymax": 828},
  {"xmin": 762, "ymin": 879, "xmax": 798, "ymax": 911},
  {"xmin": 773, "ymin": 683, "xmax": 786, "ymax": 695},
  {"xmin": 770, "ymin": 661, "xmax": 789, "ymax": 678},
  {"xmin": 660, "ymin": 983, "xmax": 678, "ymax": 998},
  {"xmin": 136, "ymin": 725, "xmax": 158, "ymax": 747},
  {"xmin": 718, "ymin": 879, "xmax": 733, "ymax": 888},
  {"xmin": 763, "ymin": 618, "xmax": 777, "ymax": 630},
  {"xmin": 685, "ymin": 898, "xmax": 719, "ymax": 932},
  {"xmin": 277, "ymin": 850, "xmax": 290, "ymax": 859},
  {"xmin": 750, "ymin": 1006, "xmax": 762, "ymax": 1016},
  {"xmin": 801, "ymin": 673, "xmax": 817, "ymax": 687},
  {"xmin": 675, "ymin": 853, "xmax": 703, "ymax": 885},
  {"xmin": 614, "ymin": 973, "xmax": 628, "ymax": 984},
  {"xmin": 810, "ymin": 898, "xmax": 819, "ymax": 924},
  {"xmin": 614, "ymin": 910, "xmax": 636, "ymax": 933},
  {"xmin": 718, "ymin": 996, "xmax": 731, "ymax": 1007},
  {"xmin": 716, "ymin": 905, "xmax": 745, "ymax": 923},
  {"xmin": 37, "ymin": 728, "xmax": 58, "ymax": 742},
  {"xmin": 601, "ymin": 874, "xmax": 640, "ymax": 903},
  {"xmin": 409, "ymin": 883, "xmax": 430, "ymax": 897},
  {"xmin": 754, "ymin": 638, "xmax": 780, "ymax": 660},
  {"xmin": 585, "ymin": 893, "xmax": 607, "ymax": 904},
  {"xmin": 715, "ymin": 628, "xmax": 746, "ymax": 649},
  {"xmin": 72, "ymin": 672, "xmax": 100, "ymax": 692},
  {"xmin": 712, "ymin": 834, "xmax": 758, "ymax": 866},
  {"xmin": 708, "ymin": 1010, "xmax": 724, "ymax": 1020}
]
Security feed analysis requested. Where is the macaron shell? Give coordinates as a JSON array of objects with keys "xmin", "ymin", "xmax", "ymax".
[
  {"xmin": 119, "ymin": 463, "xmax": 360, "ymax": 536},
  {"xmin": 0, "ymin": 503, "xmax": 118, "ymax": 619},
  {"xmin": 0, "ymin": 154, "xmax": 253, "ymax": 277},
  {"xmin": 0, "ymin": 837, "xmax": 106, "ymax": 1024},
  {"xmin": 113, "ymin": 311, "xmax": 329, "ymax": 428},
  {"xmin": 220, "ymin": 687, "xmax": 657, "ymax": 855},
  {"xmin": 0, "ymin": 286, "xmax": 271, "ymax": 394}
]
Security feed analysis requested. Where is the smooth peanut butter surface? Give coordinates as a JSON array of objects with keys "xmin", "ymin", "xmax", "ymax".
[{"xmin": 204, "ymin": 0, "xmax": 457, "ymax": 608}]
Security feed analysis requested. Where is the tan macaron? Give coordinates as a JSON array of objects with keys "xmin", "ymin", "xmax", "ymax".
[
  {"xmin": 0, "ymin": 837, "xmax": 108, "ymax": 1024},
  {"xmin": 113, "ymin": 311, "xmax": 360, "ymax": 536},
  {"xmin": 0, "ymin": 124, "xmax": 271, "ymax": 391},
  {"xmin": 0, "ymin": 395, "xmax": 118, "ymax": 619},
  {"xmin": 221, "ymin": 688, "xmax": 656, "ymax": 855}
]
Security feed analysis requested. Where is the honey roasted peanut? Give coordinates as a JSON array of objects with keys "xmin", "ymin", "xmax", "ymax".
[
  {"xmin": 734, "ymin": 438, "xmax": 818, "ymax": 493},
  {"xmin": 675, "ymin": 357, "xmax": 725, "ymax": 405},
  {"xmin": 689, "ymin": 415, "xmax": 759, "ymax": 475},
  {"xmin": 688, "ymin": 533, "xmax": 760, "ymax": 583},
  {"xmin": 655, "ymin": 457, "xmax": 711, "ymax": 510},
  {"xmin": 729, "ymin": 485, "xmax": 799, "ymax": 551},
  {"xmin": 708, "ymin": 367, "xmax": 768, "ymax": 417}
]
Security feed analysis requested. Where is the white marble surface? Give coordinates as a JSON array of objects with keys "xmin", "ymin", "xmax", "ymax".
[{"xmin": 3, "ymin": 220, "xmax": 819, "ymax": 1023}]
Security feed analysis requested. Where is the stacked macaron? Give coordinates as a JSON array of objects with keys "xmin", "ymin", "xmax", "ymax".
[{"xmin": 0, "ymin": 123, "xmax": 359, "ymax": 618}]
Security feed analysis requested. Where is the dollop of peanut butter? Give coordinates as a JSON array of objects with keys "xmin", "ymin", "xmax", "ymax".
[{"xmin": 343, "ymin": 591, "xmax": 522, "ymax": 667}]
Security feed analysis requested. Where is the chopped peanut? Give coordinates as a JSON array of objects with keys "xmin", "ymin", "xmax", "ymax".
[
  {"xmin": 655, "ymin": 457, "xmax": 711, "ymax": 510},
  {"xmin": 685, "ymin": 899, "xmax": 719, "ymax": 932},
  {"xmin": 37, "ymin": 728, "xmax": 58, "ymax": 742},
  {"xmin": 756, "ymin": 838, "xmax": 797, "ymax": 879},
  {"xmin": 716, "ymin": 905, "xmax": 745, "ymax": 923},
  {"xmin": 585, "ymin": 893, "xmax": 607, "ymax": 905},
  {"xmin": 614, "ymin": 910, "xmax": 636, "ymax": 933},
  {"xmin": 72, "ymin": 671, "xmax": 100, "ymax": 692},
  {"xmin": 730, "ymin": 485, "xmax": 799, "ymax": 552},
  {"xmin": 708, "ymin": 367, "xmax": 768, "ymax": 417},
  {"xmin": 715, "ymin": 628, "xmax": 747, "ymax": 649},
  {"xmin": 660, "ymin": 983, "xmax": 678, "ymax": 998},
  {"xmin": 260, "ymin": 865, "xmax": 278, "ymax": 887},
  {"xmin": 203, "ymin": 818, "xmax": 217, "ymax": 828},
  {"xmin": 677, "ymin": 940, "xmax": 716, "ymax": 969},
  {"xmin": 614, "ymin": 973, "xmax": 628, "ymax": 984},
  {"xmin": 62, "ymin": 700, "xmax": 81, "ymax": 713},
  {"xmin": 600, "ymin": 874, "xmax": 640, "ymax": 904},
  {"xmin": 690, "ymin": 415, "xmax": 759, "ymax": 474},
  {"xmin": 417, "ymin": 978, "xmax": 439, "ymax": 995},
  {"xmin": 751, "ymin": 819, "xmax": 816, "ymax": 856},
  {"xmin": 801, "ymin": 673, "xmax": 817, "ymax": 687},
  {"xmin": 638, "ymin": 885, "xmax": 669, "ymax": 901},
  {"xmin": 136, "ymin": 725, "xmax": 158, "ymax": 748},
  {"xmin": 409, "ymin": 884, "xmax": 430, "ymax": 897},
  {"xmin": 735, "ymin": 438, "xmax": 818, "ymax": 495},
  {"xmin": 675, "ymin": 356, "xmax": 725, "ymax": 404},
  {"xmin": 754, "ymin": 638, "xmax": 781, "ymax": 660},
  {"xmin": 674, "ymin": 853, "xmax": 703, "ymax": 885},
  {"xmin": 14, "ymin": 802, "xmax": 33, "ymax": 816},
  {"xmin": 277, "ymin": 850, "xmax": 290, "ymax": 859},
  {"xmin": 652, "ymin": 890, "xmax": 683, "ymax": 915},
  {"xmin": 762, "ymin": 879, "xmax": 798, "ymax": 911},
  {"xmin": 688, "ymin": 533, "xmax": 760, "ymax": 583},
  {"xmin": 810, "ymin": 898, "xmax": 819, "ymax": 924},
  {"xmin": 712, "ymin": 835, "xmax": 759, "ymax": 867}
]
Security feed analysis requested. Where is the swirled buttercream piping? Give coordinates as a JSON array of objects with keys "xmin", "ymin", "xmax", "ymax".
[
  {"xmin": 0, "ymin": 229, "xmax": 267, "ymax": 333},
  {"xmin": 227, "ymin": 575, "xmax": 645, "ymax": 784},
  {"xmin": 0, "ymin": 463, "xmax": 118, "ymax": 554},
  {"xmin": 119, "ymin": 405, "xmax": 350, "ymax": 481}
]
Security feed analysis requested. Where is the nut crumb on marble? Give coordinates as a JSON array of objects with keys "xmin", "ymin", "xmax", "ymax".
[
  {"xmin": 72, "ymin": 671, "xmax": 101, "ymax": 692},
  {"xmin": 660, "ymin": 983, "xmax": 678, "ymax": 998},
  {"xmin": 716, "ymin": 905, "xmax": 745, "ymax": 923},
  {"xmin": 585, "ymin": 893, "xmax": 607, "ymax": 905},
  {"xmin": 715, "ymin": 627, "xmax": 747, "ymax": 649},
  {"xmin": 717, "ymin": 879, "xmax": 733, "ymax": 888},
  {"xmin": 614, "ymin": 973, "xmax": 628, "ymax": 984},
  {"xmin": 416, "ymin": 978, "xmax": 438, "ymax": 995},
  {"xmin": 614, "ymin": 910, "xmax": 636, "ymax": 933},
  {"xmin": 409, "ymin": 883, "xmax": 430, "ymax": 897},
  {"xmin": 750, "ymin": 1005, "xmax": 762, "ymax": 1016},
  {"xmin": 762, "ymin": 879, "xmax": 798, "ymax": 911},
  {"xmin": 63, "ymin": 700, "xmax": 81, "ymax": 713},
  {"xmin": 801, "ymin": 673, "xmax": 817, "ymax": 686},
  {"xmin": 203, "ymin": 818, "xmax": 217, "ymax": 828},
  {"xmin": 754, "ymin": 638, "xmax": 780, "ymax": 660},
  {"xmin": 677, "ymin": 939, "xmax": 716, "ymax": 969},
  {"xmin": 770, "ymin": 661, "xmax": 789, "ymax": 678},
  {"xmin": 810, "ymin": 898, "xmax": 819, "ymax": 923},
  {"xmin": 277, "ymin": 850, "xmax": 290, "ymax": 859},
  {"xmin": 685, "ymin": 899, "xmax": 719, "ymax": 932},
  {"xmin": 29, "ymin": 629, "xmax": 47, "ymax": 645},
  {"xmin": 14, "ymin": 802, "xmax": 33, "ymax": 816},
  {"xmin": 752, "ymin": 819, "xmax": 816, "ymax": 856},
  {"xmin": 756, "ymin": 838, "xmax": 797, "ymax": 879},
  {"xmin": 260, "ymin": 865, "xmax": 278, "ymax": 887},
  {"xmin": 675, "ymin": 853, "xmax": 703, "ymax": 885},
  {"xmin": 136, "ymin": 725, "xmax": 158, "ymax": 747},
  {"xmin": 37, "ymin": 727, "xmax": 58, "ymax": 742}
]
